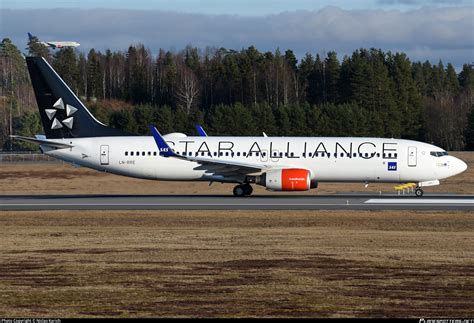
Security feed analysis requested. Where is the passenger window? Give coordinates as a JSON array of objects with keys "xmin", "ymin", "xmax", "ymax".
[
  {"xmin": 365, "ymin": 153, "xmax": 368, "ymax": 157},
  {"xmin": 353, "ymin": 153, "xmax": 357, "ymax": 157},
  {"xmin": 148, "ymin": 152, "xmax": 151, "ymax": 156},
  {"xmin": 125, "ymin": 151, "xmax": 128, "ymax": 156},
  {"xmin": 214, "ymin": 152, "xmax": 217, "ymax": 156},
  {"xmin": 237, "ymin": 152, "xmax": 240, "ymax": 156},
  {"xmin": 130, "ymin": 152, "xmax": 134, "ymax": 156},
  {"xmin": 225, "ymin": 152, "xmax": 229, "ymax": 156}
]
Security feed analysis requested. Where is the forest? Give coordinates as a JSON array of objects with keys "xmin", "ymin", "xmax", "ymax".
[{"xmin": 1, "ymin": 36, "xmax": 473, "ymax": 151}]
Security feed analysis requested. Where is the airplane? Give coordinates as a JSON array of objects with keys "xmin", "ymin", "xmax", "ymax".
[
  {"xmin": 28, "ymin": 32, "xmax": 80, "ymax": 49},
  {"xmin": 12, "ymin": 56, "xmax": 468, "ymax": 197}
]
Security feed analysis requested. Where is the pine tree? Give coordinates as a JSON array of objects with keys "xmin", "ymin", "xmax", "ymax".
[
  {"xmin": 445, "ymin": 63, "xmax": 460, "ymax": 97},
  {"xmin": 53, "ymin": 48, "xmax": 79, "ymax": 94},
  {"xmin": 26, "ymin": 36, "xmax": 52, "ymax": 61},
  {"xmin": 459, "ymin": 64, "xmax": 473, "ymax": 94},
  {"xmin": 324, "ymin": 51, "xmax": 340, "ymax": 103},
  {"xmin": 251, "ymin": 102, "xmax": 277, "ymax": 135},
  {"xmin": 298, "ymin": 53, "xmax": 315, "ymax": 104},
  {"xmin": 464, "ymin": 105, "xmax": 474, "ymax": 150},
  {"xmin": 389, "ymin": 52, "xmax": 422, "ymax": 139}
]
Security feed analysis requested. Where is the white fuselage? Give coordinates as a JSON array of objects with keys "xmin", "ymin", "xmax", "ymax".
[
  {"xmin": 42, "ymin": 135, "xmax": 467, "ymax": 186},
  {"xmin": 41, "ymin": 41, "xmax": 80, "ymax": 48}
]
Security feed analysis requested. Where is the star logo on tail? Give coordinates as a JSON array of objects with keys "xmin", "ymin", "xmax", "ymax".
[{"xmin": 46, "ymin": 98, "xmax": 78, "ymax": 130}]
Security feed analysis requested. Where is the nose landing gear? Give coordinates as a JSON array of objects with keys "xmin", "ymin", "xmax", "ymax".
[{"xmin": 233, "ymin": 184, "xmax": 253, "ymax": 197}]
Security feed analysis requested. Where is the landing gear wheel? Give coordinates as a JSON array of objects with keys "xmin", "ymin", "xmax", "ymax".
[
  {"xmin": 415, "ymin": 187, "xmax": 424, "ymax": 197},
  {"xmin": 243, "ymin": 184, "xmax": 253, "ymax": 196},
  {"xmin": 233, "ymin": 185, "xmax": 245, "ymax": 197}
]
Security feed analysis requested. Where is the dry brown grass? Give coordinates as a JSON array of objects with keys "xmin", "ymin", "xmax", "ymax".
[
  {"xmin": 0, "ymin": 210, "xmax": 473, "ymax": 318},
  {"xmin": 1, "ymin": 152, "xmax": 473, "ymax": 196},
  {"xmin": 0, "ymin": 153, "xmax": 473, "ymax": 317}
]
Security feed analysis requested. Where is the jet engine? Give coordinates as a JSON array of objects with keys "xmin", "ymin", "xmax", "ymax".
[{"xmin": 257, "ymin": 168, "xmax": 312, "ymax": 191}]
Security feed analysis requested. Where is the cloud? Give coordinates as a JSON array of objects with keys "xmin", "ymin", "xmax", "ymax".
[{"xmin": 1, "ymin": 6, "xmax": 473, "ymax": 68}]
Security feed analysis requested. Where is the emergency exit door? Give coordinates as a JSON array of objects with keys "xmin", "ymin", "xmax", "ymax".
[
  {"xmin": 100, "ymin": 145, "xmax": 109, "ymax": 165},
  {"xmin": 408, "ymin": 146, "xmax": 417, "ymax": 167}
]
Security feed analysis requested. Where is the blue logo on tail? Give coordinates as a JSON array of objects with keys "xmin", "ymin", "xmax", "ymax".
[{"xmin": 388, "ymin": 162, "xmax": 397, "ymax": 171}]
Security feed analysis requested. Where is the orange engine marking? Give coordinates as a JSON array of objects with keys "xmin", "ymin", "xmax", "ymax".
[{"xmin": 281, "ymin": 169, "xmax": 310, "ymax": 191}]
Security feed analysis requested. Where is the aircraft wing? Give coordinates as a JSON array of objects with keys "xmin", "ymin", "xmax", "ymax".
[
  {"xmin": 150, "ymin": 126, "xmax": 271, "ymax": 176},
  {"xmin": 11, "ymin": 135, "xmax": 73, "ymax": 149},
  {"xmin": 46, "ymin": 42, "xmax": 59, "ymax": 48}
]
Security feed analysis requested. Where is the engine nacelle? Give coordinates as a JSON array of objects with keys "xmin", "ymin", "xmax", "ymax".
[{"xmin": 259, "ymin": 168, "xmax": 311, "ymax": 191}]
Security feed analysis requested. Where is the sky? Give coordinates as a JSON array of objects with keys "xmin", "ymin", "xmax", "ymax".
[
  {"xmin": 1, "ymin": 0, "xmax": 473, "ymax": 68},
  {"xmin": 2, "ymin": 0, "xmax": 473, "ymax": 14}
]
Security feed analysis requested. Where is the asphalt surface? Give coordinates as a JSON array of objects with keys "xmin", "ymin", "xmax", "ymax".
[{"xmin": 1, "ymin": 193, "xmax": 473, "ymax": 210}]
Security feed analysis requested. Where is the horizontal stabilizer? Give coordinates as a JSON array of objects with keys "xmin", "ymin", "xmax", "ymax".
[{"xmin": 10, "ymin": 135, "xmax": 73, "ymax": 149}]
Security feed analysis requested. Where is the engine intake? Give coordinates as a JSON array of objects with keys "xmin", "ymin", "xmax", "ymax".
[{"xmin": 258, "ymin": 168, "xmax": 311, "ymax": 191}]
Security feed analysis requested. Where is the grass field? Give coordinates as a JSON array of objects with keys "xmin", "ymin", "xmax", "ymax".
[
  {"xmin": 0, "ymin": 210, "xmax": 473, "ymax": 318},
  {"xmin": 0, "ymin": 152, "xmax": 473, "ymax": 317}
]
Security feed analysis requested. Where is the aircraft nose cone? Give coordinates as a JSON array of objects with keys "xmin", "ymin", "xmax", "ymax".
[
  {"xmin": 453, "ymin": 157, "xmax": 467, "ymax": 175},
  {"xmin": 459, "ymin": 159, "xmax": 468, "ymax": 173}
]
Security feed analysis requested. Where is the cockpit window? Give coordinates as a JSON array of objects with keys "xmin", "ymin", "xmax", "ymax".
[{"xmin": 430, "ymin": 151, "xmax": 448, "ymax": 157}]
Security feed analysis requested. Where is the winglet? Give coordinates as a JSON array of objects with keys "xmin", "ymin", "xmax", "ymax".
[
  {"xmin": 195, "ymin": 124, "xmax": 208, "ymax": 137},
  {"xmin": 149, "ymin": 125, "xmax": 176, "ymax": 157},
  {"xmin": 28, "ymin": 32, "xmax": 34, "ymax": 40}
]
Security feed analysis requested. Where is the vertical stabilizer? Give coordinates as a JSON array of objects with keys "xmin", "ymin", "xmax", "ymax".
[{"xmin": 26, "ymin": 56, "xmax": 130, "ymax": 138}]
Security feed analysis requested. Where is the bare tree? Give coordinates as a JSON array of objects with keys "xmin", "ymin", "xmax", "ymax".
[{"xmin": 176, "ymin": 67, "xmax": 199, "ymax": 114}]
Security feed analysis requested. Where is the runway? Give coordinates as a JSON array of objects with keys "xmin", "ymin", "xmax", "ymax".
[{"xmin": 1, "ymin": 193, "xmax": 473, "ymax": 210}]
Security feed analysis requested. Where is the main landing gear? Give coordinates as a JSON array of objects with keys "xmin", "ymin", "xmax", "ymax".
[
  {"xmin": 233, "ymin": 184, "xmax": 253, "ymax": 197},
  {"xmin": 415, "ymin": 187, "xmax": 424, "ymax": 197}
]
